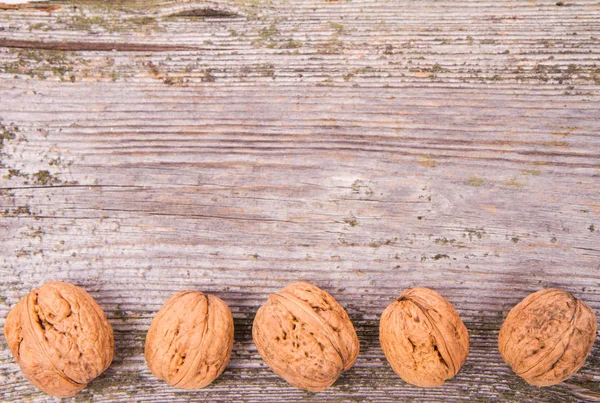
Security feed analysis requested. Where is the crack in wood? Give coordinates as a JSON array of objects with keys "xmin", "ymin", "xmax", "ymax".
[
  {"xmin": 0, "ymin": 39, "xmax": 198, "ymax": 52},
  {"xmin": 0, "ymin": 2, "xmax": 61, "ymax": 12},
  {"xmin": 168, "ymin": 7, "xmax": 242, "ymax": 19}
]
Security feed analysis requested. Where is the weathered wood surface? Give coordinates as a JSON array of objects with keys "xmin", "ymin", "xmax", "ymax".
[{"xmin": 0, "ymin": 0, "xmax": 599, "ymax": 401}]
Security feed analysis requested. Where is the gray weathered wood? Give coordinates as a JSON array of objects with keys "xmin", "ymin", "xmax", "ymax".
[{"xmin": 0, "ymin": 0, "xmax": 599, "ymax": 401}]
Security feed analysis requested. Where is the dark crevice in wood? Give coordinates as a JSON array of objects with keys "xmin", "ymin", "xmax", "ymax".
[
  {"xmin": 0, "ymin": 2, "xmax": 61, "ymax": 12},
  {"xmin": 0, "ymin": 39, "xmax": 197, "ymax": 52},
  {"xmin": 0, "ymin": 184, "xmax": 148, "ymax": 191},
  {"xmin": 168, "ymin": 8, "xmax": 242, "ymax": 19}
]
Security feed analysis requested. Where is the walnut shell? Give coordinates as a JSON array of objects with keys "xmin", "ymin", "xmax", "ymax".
[
  {"xmin": 4, "ymin": 281, "xmax": 114, "ymax": 397},
  {"xmin": 379, "ymin": 287, "xmax": 470, "ymax": 387},
  {"xmin": 498, "ymin": 288, "xmax": 597, "ymax": 386},
  {"xmin": 252, "ymin": 281, "xmax": 359, "ymax": 391},
  {"xmin": 145, "ymin": 291, "xmax": 234, "ymax": 389}
]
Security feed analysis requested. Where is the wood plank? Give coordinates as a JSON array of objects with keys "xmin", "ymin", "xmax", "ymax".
[{"xmin": 0, "ymin": 0, "xmax": 599, "ymax": 402}]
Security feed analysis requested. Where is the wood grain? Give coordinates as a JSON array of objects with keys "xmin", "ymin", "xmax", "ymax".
[{"xmin": 0, "ymin": 0, "xmax": 599, "ymax": 402}]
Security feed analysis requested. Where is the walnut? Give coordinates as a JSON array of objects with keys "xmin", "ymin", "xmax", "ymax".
[
  {"xmin": 379, "ymin": 287, "xmax": 470, "ymax": 387},
  {"xmin": 499, "ymin": 288, "xmax": 597, "ymax": 386},
  {"xmin": 4, "ymin": 281, "xmax": 114, "ymax": 397},
  {"xmin": 145, "ymin": 291, "xmax": 234, "ymax": 389},
  {"xmin": 252, "ymin": 281, "xmax": 359, "ymax": 391}
]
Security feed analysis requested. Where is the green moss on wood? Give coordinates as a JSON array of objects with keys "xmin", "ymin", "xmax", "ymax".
[
  {"xmin": 344, "ymin": 218, "xmax": 359, "ymax": 227},
  {"xmin": 0, "ymin": 121, "xmax": 18, "ymax": 150},
  {"xmin": 32, "ymin": 170, "xmax": 59, "ymax": 185},
  {"xmin": 467, "ymin": 177, "xmax": 484, "ymax": 187}
]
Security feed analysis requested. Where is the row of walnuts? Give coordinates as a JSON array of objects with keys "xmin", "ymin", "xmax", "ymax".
[{"xmin": 3, "ymin": 281, "xmax": 597, "ymax": 397}]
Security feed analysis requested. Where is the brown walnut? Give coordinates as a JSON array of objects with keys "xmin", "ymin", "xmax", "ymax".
[
  {"xmin": 379, "ymin": 287, "xmax": 470, "ymax": 387},
  {"xmin": 145, "ymin": 291, "xmax": 234, "ymax": 389},
  {"xmin": 498, "ymin": 288, "xmax": 597, "ymax": 386},
  {"xmin": 4, "ymin": 281, "xmax": 114, "ymax": 397},
  {"xmin": 252, "ymin": 281, "xmax": 359, "ymax": 391}
]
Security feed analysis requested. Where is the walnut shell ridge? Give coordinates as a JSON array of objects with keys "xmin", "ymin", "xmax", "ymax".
[
  {"xmin": 4, "ymin": 281, "xmax": 114, "ymax": 397},
  {"xmin": 498, "ymin": 288, "xmax": 597, "ymax": 386},
  {"xmin": 145, "ymin": 291, "xmax": 234, "ymax": 389},
  {"xmin": 379, "ymin": 287, "xmax": 470, "ymax": 387},
  {"xmin": 252, "ymin": 281, "xmax": 359, "ymax": 391}
]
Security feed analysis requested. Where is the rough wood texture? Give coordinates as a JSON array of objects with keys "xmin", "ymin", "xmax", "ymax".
[{"xmin": 0, "ymin": 0, "xmax": 599, "ymax": 401}]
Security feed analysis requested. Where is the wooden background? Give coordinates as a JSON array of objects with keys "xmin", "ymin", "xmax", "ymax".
[{"xmin": 0, "ymin": 0, "xmax": 599, "ymax": 401}]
